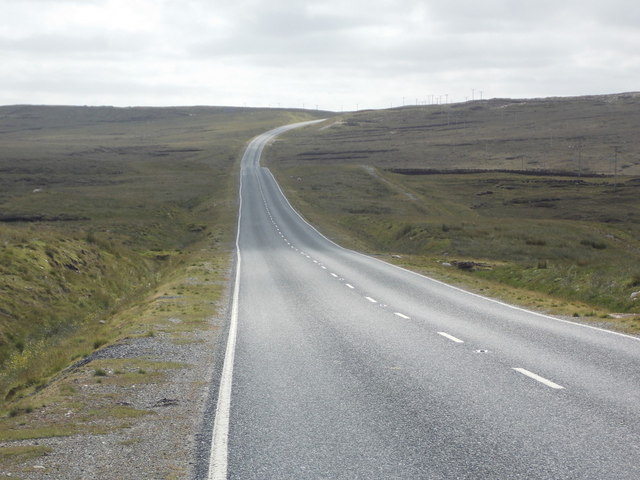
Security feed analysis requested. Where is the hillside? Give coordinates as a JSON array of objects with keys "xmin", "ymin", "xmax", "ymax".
[
  {"xmin": 0, "ymin": 105, "xmax": 324, "ymax": 400},
  {"xmin": 266, "ymin": 93, "xmax": 640, "ymax": 330},
  {"xmin": 269, "ymin": 92, "xmax": 640, "ymax": 174}
]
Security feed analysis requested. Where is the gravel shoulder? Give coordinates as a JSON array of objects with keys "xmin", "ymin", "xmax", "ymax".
[{"xmin": 0, "ymin": 253, "xmax": 231, "ymax": 480}]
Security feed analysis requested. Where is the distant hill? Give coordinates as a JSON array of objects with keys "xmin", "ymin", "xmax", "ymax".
[{"xmin": 268, "ymin": 92, "xmax": 640, "ymax": 176}]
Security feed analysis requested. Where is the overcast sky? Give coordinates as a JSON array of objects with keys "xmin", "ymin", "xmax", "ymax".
[{"xmin": 1, "ymin": 0, "xmax": 639, "ymax": 111}]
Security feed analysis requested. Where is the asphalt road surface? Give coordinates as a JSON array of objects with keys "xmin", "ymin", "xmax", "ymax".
[{"xmin": 207, "ymin": 122, "xmax": 640, "ymax": 479}]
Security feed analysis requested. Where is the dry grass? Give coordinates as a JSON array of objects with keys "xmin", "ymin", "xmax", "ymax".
[
  {"xmin": 266, "ymin": 93, "xmax": 640, "ymax": 331},
  {"xmin": 0, "ymin": 104, "xmax": 328, "ymax": 476},
  {"xmin": 269, "ymin": 93, "xmax": 640, "ymax": 175},
  {"xmin": 0, "ymin": 105, "xmax": 324, "ymax": 403}
]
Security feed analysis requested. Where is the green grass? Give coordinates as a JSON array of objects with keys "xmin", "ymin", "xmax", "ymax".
[
  {"xmin": 0, "ymin": 444, "xmax": 52, "ymax": 466},
  {"xmin": 268, "ymin": 93, "xmax": 640, "ymax": 175},
  {"xmin": 0, "ymin": 105, "xmax": 325, "ymax": 402},
  {"xmin": 0, "ymin": 424, "xmax": 79, "ymax": 442},
  {"xmin": 0, "ymin": 104, "xmax": 330, "ymax": 475},
  {"xmin": 266, "ymin": 94, "xmax": 640, "ymax": 331}
]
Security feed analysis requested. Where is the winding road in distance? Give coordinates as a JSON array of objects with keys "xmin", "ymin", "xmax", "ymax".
[{"xmin": 207, "ymin": 121, "xmax": 640, "ymax": 479}]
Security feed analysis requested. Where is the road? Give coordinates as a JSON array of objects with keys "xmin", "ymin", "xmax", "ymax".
[{"xmin": 207, "ymin": 122, "xmax": 640, "ymax": 479}]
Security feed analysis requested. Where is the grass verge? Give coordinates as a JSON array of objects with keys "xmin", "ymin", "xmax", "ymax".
[
  {"xmin": 266, "ymin": 95, "xmax": 640, "ymax": 333},
  {"xmin": 0, "ymin": 105, "xmax": 323, "ymax": 402},
  {"xmin": 0, "ymin": 105, "xmax": 326, "ymax": 476}
]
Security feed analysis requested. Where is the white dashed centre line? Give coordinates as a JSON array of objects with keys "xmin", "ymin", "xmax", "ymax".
[
  {"xmin": 394, "ymin": 312, "xmax": 410, "ymax": 319},
  {"xmin": 365, "ymin": 296, "xmax": 378, "ymax": 303},
  {"xmin": 513, "ymin": 368, "xmax": 565, "ymax": 390},
  {"xmin": 345, "ymin": 284, "xmax": 355, "ymax": 289},
  {"xmin": 330, "ymin": 273, "xmax": 338, "ymax": 278},
  {"xmin": 437, "ymin": 332, "xmax": 464, "ymax": 343}
]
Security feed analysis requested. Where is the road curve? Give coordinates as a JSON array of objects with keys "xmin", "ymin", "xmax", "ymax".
[{"xmin": 207, "ymin": 122, "xmax": 640, "ymax": 479}]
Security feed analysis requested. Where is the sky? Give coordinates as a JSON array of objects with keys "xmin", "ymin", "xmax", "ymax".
[{"xmin": 1, "ymin": 0, "xmax": 639, "ymax": 111}]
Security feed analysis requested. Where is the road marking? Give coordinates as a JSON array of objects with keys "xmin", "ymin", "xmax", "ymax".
[
  {"xmin": 513, "ymin": 368, "xmax": 565, "ymax": 390},
  {"xmin": 330, "ymin": 273, "xmax": 338, "ymax": 278},
  {"xmin": 437, "ymin": 332, "xmax": 464, "ymax": 343},
  {"xmin": 209, "ymin": 168, "xmax": 244, "ymax": 480},
  {"xmin": 394, "ymin": 312, "xmax": 410, "ymax": 319},
  {"xmin": 321, "ymin": 265, "xmax": 327, "ymax": 269},
  {"xmin": 208, "ymin": 119, "xmax": 324, "ymax": 480},
  {"xmin": 313, "ymin": 260, "xmax": 318, "ymax": 264},
  {"xmin": 365, "ymin": 296, "xmax": 377, "ymax": 303},
  {"xmin": 345, "ymin": 283, "xmax": 354, "ymax": 289}
]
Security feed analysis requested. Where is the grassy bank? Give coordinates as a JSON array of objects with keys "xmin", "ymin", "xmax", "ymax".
[
  {"xmin": 265, "ymin": 94, "xmax": 640, "ymax": 332},
  {"xmin": 0, "ymin": 105, "xmax": 324, "ymax": 402}
]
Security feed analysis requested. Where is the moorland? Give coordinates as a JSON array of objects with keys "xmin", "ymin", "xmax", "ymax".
[
  {"xmin": 0, "ymin": 105, "xmax": 323, "ymax": 403},
  {"xmin": 265, "ymin": 93, "xmax": 640, "ymax": 331},
  {"xmin": 1, "ymin": 94, "xmax": 639, "ymax": 474}
]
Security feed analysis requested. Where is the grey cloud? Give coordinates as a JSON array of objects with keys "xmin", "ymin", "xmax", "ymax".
[
  {"xmin": 0, "ymin": 0, "xmax": 638, "ymax": 108},
  {"xmin": 0, "ymin": 34, "xmax": 132, "ymax": 57},
  {"xmin": 424, "ymin": 0, "xmax": 566, "ymax": 33}
]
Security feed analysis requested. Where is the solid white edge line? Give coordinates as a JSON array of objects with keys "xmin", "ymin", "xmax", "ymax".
[
  {"xmin": 437, "ymin": 331, "xmax": 464, "ymax": 343},
  {"xmin": 208, "ymin": 120, "xmax": 323, "ymax": 480},
  {"xmin": 207, "ymin": 250, "xmax": 240, "ymax": 480},
  {"xmin": 264, "ymin": 168, "xmax": 640, "ymax": 344},
  {"xmin": 394, "ymin": 312, "xmax": 410, "ymax": 319},
  {"xmin": 207, "ymin": 175, "xmax": 244, "ymax": 480},
  {"xmin": 513, "ymin": 368, "xmax": 565, "ymax": 390}
]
